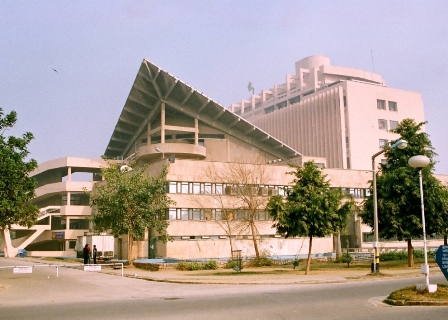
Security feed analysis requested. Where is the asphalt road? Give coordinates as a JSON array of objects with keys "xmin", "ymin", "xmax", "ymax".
[{"xmin": 1, "ymin": 259, "xmax": 447, "ymax": 320}]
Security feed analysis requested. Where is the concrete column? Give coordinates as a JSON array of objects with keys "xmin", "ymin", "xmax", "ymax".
[
  {"xmin": 195, "ymin": 118, "xmax": 199, "ymax": 145},
  {"xmin": 161, "ymin": 102, "xmax": 165, "ymax": 143}
]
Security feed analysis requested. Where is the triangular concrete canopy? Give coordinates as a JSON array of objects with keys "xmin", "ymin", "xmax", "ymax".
[{"xmin": 104, "ymin": 59, "xmax": 301, "ymax": 160}]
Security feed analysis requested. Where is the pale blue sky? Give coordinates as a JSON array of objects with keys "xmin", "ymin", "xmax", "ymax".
[{"xmin": 1, "ymin": 1, "xmax": 447, "ymax": 173}]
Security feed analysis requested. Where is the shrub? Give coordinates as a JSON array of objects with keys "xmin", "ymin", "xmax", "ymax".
[
  {"xmin": 203, "ymin": 260, "xmax": 219, "ymax": 270},
  {"xmin": 176, "ymin": 261, "xmax": 190, "ymax": 271},
  {"xmin": 225, "ymin": 260, "xmax": 239, "ymax": 269},
  {"xmin": 176, "ymin": 261, "xmax": 203, "ymax": 271},
  {"xmin": 176, "ymin": 260, "xmax": 218, "ymax": 271},
  {"xmin": 380, "ymin": 251, "xmax": 407, "ymax": 261},
  {"xmin": 247, "ymin": 256, "xmax": 274, "ymax": 267},
  {"xmin": 413, "ymin": 249, "xmax": 424, "ymax": 259},
  {"xmin": 341, "ymin": 253, "xmax": 353, "ymax": 267}
]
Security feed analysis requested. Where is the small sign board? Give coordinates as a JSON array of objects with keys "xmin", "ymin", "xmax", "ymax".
[
  {"xmin": 435, "ymin": 245, "xmax": 448, "ymax": 281},
  {"xmin": 84, "ymin": 265, "xmax": 101, "ymax": 272},
  {"xmin": 52, "ymin": 232, "xmax": 65, "ymax": 239},
  {"xmin": 13, "ymin": 267, "xmax": 33, "ymax": 274}
]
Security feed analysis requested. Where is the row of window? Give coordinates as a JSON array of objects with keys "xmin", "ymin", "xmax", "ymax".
[
  {"xmin": 362, "ymin": 233, "xmax": 445, "ymax": 243},
  {"xmin": 169, "ymin": 234, "xmax": 284, "ymax": 241},
  {"xmin": 51, "ymin": 216, "xmax": 89, "ymax": 230},
  {"xmin": 378, "ymin": 119, "xmax": 399, "ymax": 130},
  {"xmin": 166, "ymin": 208, "xmax": 271, "ymax": 221},
  {"xmin": 61, "ymin": 194, "xmax": 89, "ymax": 206},
  {"xmin": 167, "ymin": 182, "xmax": 286, "ymax": 196},
  {"xmin": 377, "ymin": 99, "xmax": 398, "ymax": 111},
  {"xmin": 167, "ymin": 181, "xmax": 369, "ymax": 199},
  {"xmin": 164, "ymin": 234, "xmax": 332, "ymax": 241},
  {"xmin": 263, "ymin": 95, "xmax": 301, "ymax": 114}
]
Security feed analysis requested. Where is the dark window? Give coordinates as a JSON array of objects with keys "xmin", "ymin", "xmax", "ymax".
[
  {"xmin": 288, "ymin": 95, "xmax": 301, "ymax": 105},
  {"xmin": 378, "ymin": 119, "xmax": 388, "ymax": 130},
  {"xmin": 377, "ymin": 99, "xmax": 386, "ymax": 110},
  {"xmin": 388, "ymin": 101, "xmax": 397, "ymax": 111},
  {"xmin": 69, "ymin": 219, "xmax": 89, "ymax": 230},
  {"xmin": 276, "ymin": 101, "xmax": 287, "ymax": 109},
  {"xmin": 264, "ymin": 105, "xmax": 275, "ymax": 114},
  {"xmin": 390, "ymin": 120, "xmax": 399, "ymax": 130}
]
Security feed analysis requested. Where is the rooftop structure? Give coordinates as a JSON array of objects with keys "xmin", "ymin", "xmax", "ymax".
[{"xmin": 230, "ymin": 55, "xmax": 425, "ymax": 170}]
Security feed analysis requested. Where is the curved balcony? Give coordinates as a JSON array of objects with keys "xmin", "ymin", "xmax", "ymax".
[
  {"xmin": 137, "ymin": 143, "xmax": 206, "ymax": 161},
  {"xmin": 35, "ymin": 181, "xmax": 95, "ymax": 198}
]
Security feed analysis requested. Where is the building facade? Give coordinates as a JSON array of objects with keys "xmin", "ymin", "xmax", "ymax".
[
  {"xmin": 0, "ymin": 158, "xmax": 104, "ymax": 258},
  {"xmin": 230, "ymin": 55, "xmax": 425, "ymax": 170},
  {"xmin": 2, "ymin": 57, "xmax": 446, "ymax": 260}
]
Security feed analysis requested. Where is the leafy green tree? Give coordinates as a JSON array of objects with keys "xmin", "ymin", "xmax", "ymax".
[
  {"xmin": 359, "ymin": 119, "xmax": 448, "ymax": 267},
  {"xmin": 88, "ymin": 160, "xmax": 174, "ymax": 262},
  {"xmin": 0, "ymin": 109, "xmax": 38, "ymax": 230},
  {"xmin": 267, "ymin": 161, "xmax": 353, "ymax": 274}
]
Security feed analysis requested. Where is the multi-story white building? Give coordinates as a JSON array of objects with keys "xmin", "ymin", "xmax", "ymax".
[
  {"xmin": 0, "ymin": 158, "xmax": 104, "ymax": 258},
  {"xmin": 2, "ymin": 57, "xmax": 445, "ymax": 260},
  {"xmin": 230, "ymin": 55, "xmax": 425, "ymax": 170}
]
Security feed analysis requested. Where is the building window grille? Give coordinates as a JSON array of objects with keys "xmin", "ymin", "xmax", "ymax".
[
  {"xmin": 180, "ymin": 182, "xmax": 189, "ymax": 194},
  {"xmin": 388, "ymin": 101, "xmax": 398, "ymax": 111},
  {"xmin": 69, "ymin": 219, "xmax": 89, "ymax": 230},
  {"xmin": 264, "ymin": 105, "xmax": 275, "ymax": 114},
  {"xmin": 390, "ymin": 120, "xmax": 399, "ymax": 130},
  {"xmin": 192, "ymin": 183, "xmax": 201, "ymax": 194},
  {"xmin": 379, "ymin": 139, "xmax": 388, "ymax": 148},
  {"xmin": 288, "ymin": 95, "xmax": 300, "ymax": 105},
  {"xmin": 378, "ymin": 119, "xmax": 388, "ymax": 130},
  {"xmin": 377, "ymin": 99, "xmax": 386, "ymax": 110},
  {"xmin": 276, "ymin": 101, "xmax": 287, "ymax": 109}
]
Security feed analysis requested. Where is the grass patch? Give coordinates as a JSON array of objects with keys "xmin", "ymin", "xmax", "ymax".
[
  {"xmin": 385, "ymin": 284, "xmax": 448, "ymax": 305},
  {"xmin": 191, "ymin": 269, "xmax": 297, "ymax": 277},
  {"xmin": 365, "ymin": 272, "xmax": 394, "ymax": 278},
  {"xmin": 41, "ymin": 257, "xmax": 81, "ymax": 263},
  {"xmin": 299, "ymin": 257, "xmax": 436, "ymax": 272}
]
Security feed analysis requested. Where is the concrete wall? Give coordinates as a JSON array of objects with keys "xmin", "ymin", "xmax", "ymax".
[{"xmin": 156, "ymin": 237, "xmax": 333, "ymax": 260}]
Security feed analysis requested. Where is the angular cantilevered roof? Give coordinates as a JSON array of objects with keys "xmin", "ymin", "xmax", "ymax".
[{"xmin": 104, "ymin": 59, "xmax": 301, "ymax": 160}]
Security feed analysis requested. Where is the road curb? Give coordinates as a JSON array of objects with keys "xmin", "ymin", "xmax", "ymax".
[{"xmin": 384, "ymin": 298, "xmax": 448, "ymax": 306}]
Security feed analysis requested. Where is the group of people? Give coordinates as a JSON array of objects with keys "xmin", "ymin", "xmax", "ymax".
[{"xmin": 82, "ymin": 244, "xmax": 98, "ymax": 265}]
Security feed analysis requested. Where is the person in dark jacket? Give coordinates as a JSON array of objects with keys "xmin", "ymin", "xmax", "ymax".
[
  {"xmin": 93, "ymin": 245, "xmax": 98, "ymax": 264},
  {"xmin": 83, "ymin": 244, "xmax": 91, "ymax": 264}
]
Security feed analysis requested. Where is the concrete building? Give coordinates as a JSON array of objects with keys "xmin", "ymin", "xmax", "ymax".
[
  {"xmin": 2, "ymin": 57, "xmax": 446, "ymax": 260},
  {"xmin": 0, "ymin": 158, "xmax": 104, "ymax": 258},
  {"xmin": 230, "ymin": 55, "xmax": 425, "ymax": 170}
]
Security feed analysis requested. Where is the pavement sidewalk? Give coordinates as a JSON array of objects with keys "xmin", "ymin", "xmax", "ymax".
[
  {"xmin": 103, "ymin": 261, "xmax": 434, "ymax": 285},
  {"xmin": 6, "ymin": 257, "xmax": 439, "ymax": 285}
]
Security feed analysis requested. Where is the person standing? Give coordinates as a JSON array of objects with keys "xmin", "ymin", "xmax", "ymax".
[
  {"xmin": 83, "ymin": 244, "xmax": 91, "ymax": 264},
  {"xmin": 93, "ymin": 245, "xmax": 98, "ymax": 264}
]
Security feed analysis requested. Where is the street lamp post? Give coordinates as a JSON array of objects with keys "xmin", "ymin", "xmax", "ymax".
[
  {"xmin": 371, "ymin": 139, "xmax": 408, "ymax": 273},
  {"xmin": 408, "ymin": 155, "xmax": 437, "ymax": 293}
]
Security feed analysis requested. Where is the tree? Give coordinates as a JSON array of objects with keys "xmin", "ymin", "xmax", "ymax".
[
  {"xmin": 88, "ymin": 160, "xmax": 174, "ymax": 262},
  {"xmin": 267, "ymin": 161, "xmax": 353, "ymax": 275},
  {"xmin": 359, "ymin": 119, "xmax": 448, "ymax": 267},
  {"xmin": 197, "ymin": 161, "xmax": 273, "ymax": 260},
  {"xmin": 0, "ymin": 108, "xmax": 38, "ymax": 230}
]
